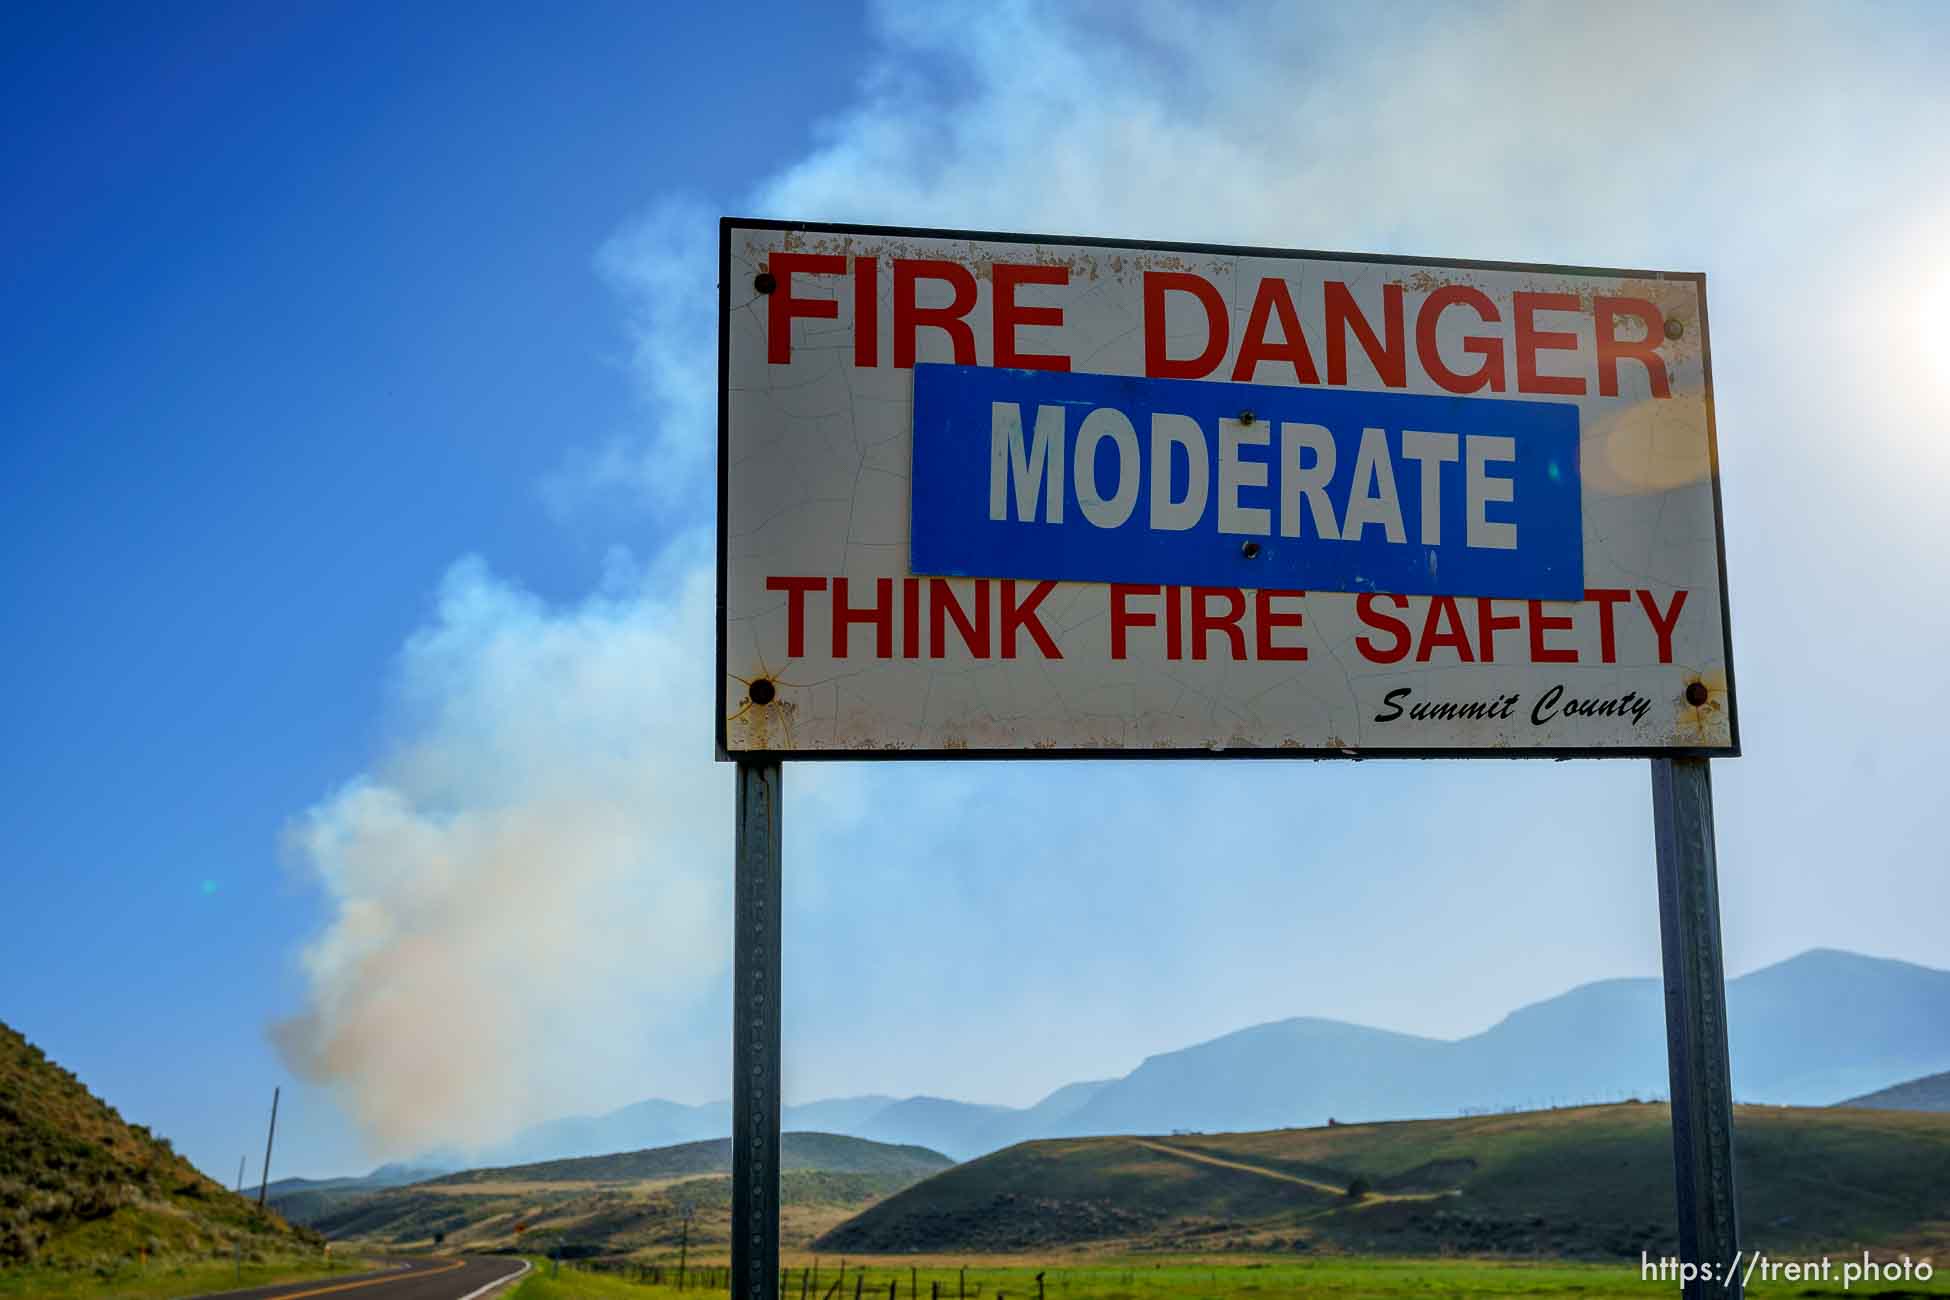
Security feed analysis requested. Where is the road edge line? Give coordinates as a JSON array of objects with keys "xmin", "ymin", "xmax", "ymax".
[{"xmin": 455, "ymin": 1257, "xmax": 531, "ymax": 1300}]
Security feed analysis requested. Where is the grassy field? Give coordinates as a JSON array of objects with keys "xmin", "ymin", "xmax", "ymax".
[
  {"xmin": 513, "ymin": 1258, "xmax": 653, "ymax": 1298},
  {"xmin": 512, "ymin": 1255, "xmax": 1950, "ymax": 1299},
  {"xmin": 0, "ymin": 1250, "xmax": 369, "ymax": 1299}
]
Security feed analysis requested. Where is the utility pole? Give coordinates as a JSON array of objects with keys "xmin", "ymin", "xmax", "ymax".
[
  {"xmin": 256, "ymin": 1086, "xmax": 280, "ymax": 1210},
  {"xmin": 235, "ymin": 1155, "xmax": 246, "ymax": 1195}
]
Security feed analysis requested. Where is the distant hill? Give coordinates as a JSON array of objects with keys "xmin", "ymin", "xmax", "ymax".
[
  {"xmin": 424, "ymin": 949, "xmax": 1950, "ymax": 1168},
  {"xmin": 484, "ymin": 1098, "xmax": 728, "ymax": 1167},
  {"xmin": 431, "ymin": 1132, "xmax": 951, "ymax": 1186},
  {"xmin": 854, "ymin": 1097, "xmax": 1020, "ymax": 1159},
  {"xmin": 0, "ymin": 1020, "xmax": 320, "ymax": 1266},
  {"xmin": 262, "ymin": 1163, "xmax": 454, "ymax": 1227},
  {"xmin": 264, "ymin": 1161, "xmax": 451, "ymax": 1200},
  {"xmin": 1836, "ymin": 1070, "xmax": 1950, "ymax": 1112},
  {"xmin": 303, "ymin": 1132, "xmax": 952, "ymax": 1255},
  {"xmin": 782, "ymin": 1096, "xmax": 900, "ymax": 1134},
  {"xmin": 1062, "ymin": 1019, "xmax": 1452, "ymax": 1137},
  {"xmin": 480, "ymin": 1095, "xmax": 896, "ymax": 1166},
  {"xmin": 817, "ymin": 1102, "xmax": 1950, "ymax": 1258},
  {"xmin": 485, "ymin": 1081, "xmax": 1115, "ymax": 1167}
]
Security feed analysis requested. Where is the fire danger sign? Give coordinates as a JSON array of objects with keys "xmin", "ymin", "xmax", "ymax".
[{"xmin": 717, "ymin": 219, "xmax": 1736, "ymax": 758}]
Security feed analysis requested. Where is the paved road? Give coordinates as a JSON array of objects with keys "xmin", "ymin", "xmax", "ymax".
[{"xmin": 193, "ymin": 1254, "xmax": 529, "ymax": 1300}]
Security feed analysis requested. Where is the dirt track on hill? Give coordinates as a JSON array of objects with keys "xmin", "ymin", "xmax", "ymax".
[{"xmin": 1130, "ymin": 1140, "xmax": 1350, "ymax": 1196}]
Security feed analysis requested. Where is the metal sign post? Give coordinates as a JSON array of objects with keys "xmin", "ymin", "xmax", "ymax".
[
  {"xmin": 732, "ymin": 760, "xmax": 782, "ymax": 1300},
  {"xmin": 1653, "ymin": 757, "xmax": 1742, "ymax": 1299}
]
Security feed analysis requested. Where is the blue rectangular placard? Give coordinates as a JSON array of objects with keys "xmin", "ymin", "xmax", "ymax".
[{"xmin": 910, "ymin": 364, "xmax": 1583, "ymax": 600}]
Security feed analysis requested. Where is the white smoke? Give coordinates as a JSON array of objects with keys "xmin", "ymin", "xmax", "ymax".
[
  {"xmin": 275, "ymin": 546, "xmax": 731, "ymax": 1152},
  {"xmin": 279, "ymin": 0, "xmax": 1950, "ymax": 1151}
]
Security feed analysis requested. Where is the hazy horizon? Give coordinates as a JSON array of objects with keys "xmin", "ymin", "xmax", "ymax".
[{"xmin": 244, "ymin": 944, "xmax": 1950, "ymax": 1180}]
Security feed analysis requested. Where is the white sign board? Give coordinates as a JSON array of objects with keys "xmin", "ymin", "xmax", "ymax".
[{"xmin": 718, "ymin": 220, "xmax": 1736, "ymax": 758}]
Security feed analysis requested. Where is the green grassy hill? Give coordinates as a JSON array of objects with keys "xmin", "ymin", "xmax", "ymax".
[
  {"xmin": 0, "ymin": 1019, "xmax": 321, "ymax": 1267},
  {"xmin": 816, "ymin": 1102, "xmax": 1950, "ymax": 1258},
  {"xmin": 430, "ymin": 1132, "xmax": 951, "ymax": 1187}
]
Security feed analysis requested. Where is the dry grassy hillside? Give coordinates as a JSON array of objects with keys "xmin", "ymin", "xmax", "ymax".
[{"xmin": 0, "ymin": 1020, "xmax": 320, "ymax": 1267}]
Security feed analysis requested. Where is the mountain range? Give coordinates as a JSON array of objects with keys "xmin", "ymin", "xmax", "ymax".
[{"xmin": 451, "ymin": 948, "xmax": 1949, "ymax": 1166}]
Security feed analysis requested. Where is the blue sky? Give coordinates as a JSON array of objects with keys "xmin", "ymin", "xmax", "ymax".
[
  {"xmin": 1, "ymin": 1, "xmax": 873, "ymax": 1178},
  {"xmin": 4, "ymin": 1, "xmax": 1947, "ymax": 1181}
]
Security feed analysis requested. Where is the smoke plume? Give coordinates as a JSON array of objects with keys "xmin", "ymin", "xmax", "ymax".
[{"xmin": 275, "ymin": 548, "xmax": 729, "ymax": 1152}]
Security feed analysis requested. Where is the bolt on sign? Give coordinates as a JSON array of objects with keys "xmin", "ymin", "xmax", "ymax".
[{"xmin": 718, "ymin": 219, "xmax": 1737, "ymax": 757}]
